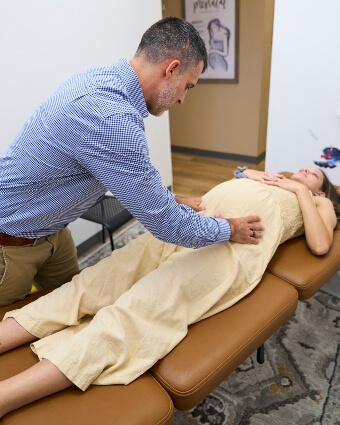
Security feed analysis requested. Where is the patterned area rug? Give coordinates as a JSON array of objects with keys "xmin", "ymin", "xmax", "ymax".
[
  {"xmin": 174, "ymin": 292, "xmax": 340, "ymax": 425},
  {"xmin": 78, "ymin": 221, "xmax": 340, "ymax": 425},
  {"xmin": 78, "ymin": 219, "xmax": 147, "ymax": 269}
]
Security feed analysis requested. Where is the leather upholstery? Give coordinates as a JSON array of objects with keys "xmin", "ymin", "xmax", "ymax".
[
  {"xmin": 267, "ymin": 230, "xmax": 340, "ymax": 299},
  {"xmin": 151, "ymin": 273, "xmax": 298, "ymax": 410}
]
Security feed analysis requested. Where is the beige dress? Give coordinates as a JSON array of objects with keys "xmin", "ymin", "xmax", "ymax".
[{"xmin": 5, "ymin": 179, "xmax": 305, "ymax": 390}]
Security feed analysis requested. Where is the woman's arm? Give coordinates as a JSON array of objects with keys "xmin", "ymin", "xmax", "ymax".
[{"xmin": 266, "ymin": 178, "xmax": 336, "ymax": 255}]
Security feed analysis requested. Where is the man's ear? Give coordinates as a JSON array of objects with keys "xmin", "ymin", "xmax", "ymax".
[
  {"xmin": 165, "ymin": 60, "xmax": 180, "ymax": 79},
  {"xmin": 314, "ymin": 191, "xmax": 326, "ymax": 197}
]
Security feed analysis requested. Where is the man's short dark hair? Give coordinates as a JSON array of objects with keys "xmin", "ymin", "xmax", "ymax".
[{"xmin": 135, "ymin": 17, "xmax": 208, "ymax": 73}]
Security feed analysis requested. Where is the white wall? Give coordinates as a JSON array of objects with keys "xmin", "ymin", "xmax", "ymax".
[
  {"xmin": 266, "ymin": 0, "xmax": 340, "ymax": 184},
  {"xmin": 0, "ymin": 0, "xmax": 172, "ymax": 246}
]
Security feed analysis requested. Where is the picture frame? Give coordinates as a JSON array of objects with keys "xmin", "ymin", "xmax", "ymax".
[{"xmin": 184, "ymin": 0, "xmax": 239, "ymax": 83}]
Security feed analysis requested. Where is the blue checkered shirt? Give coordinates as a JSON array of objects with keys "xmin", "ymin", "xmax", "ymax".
[{"xmin": 0, "ymin": 58, "xmax": 230, "ymax": 248}]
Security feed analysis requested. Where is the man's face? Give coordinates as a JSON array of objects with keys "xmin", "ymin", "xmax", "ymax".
[{"xmin": 149, "ymin": 62, "xmax": 203, "ymax": 117}]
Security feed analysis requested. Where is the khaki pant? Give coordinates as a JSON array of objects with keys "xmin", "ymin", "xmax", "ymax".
[{"xmin": 0, "ymin": 227, "xmax": 79, "ymax": 306}]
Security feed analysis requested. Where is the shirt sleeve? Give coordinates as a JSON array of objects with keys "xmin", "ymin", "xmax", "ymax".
[{"xmin": 76, "ymin": 114, "xmax": 231, "ymax": 248}]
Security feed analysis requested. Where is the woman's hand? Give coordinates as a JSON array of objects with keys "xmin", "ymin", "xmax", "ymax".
[
  {"xmin": 243, "ymin": 169, "xmax": 286, "ymax": 183},
  {"xmin": 265, "ymin": 177, "xmax": 306, "ymax": 194}
]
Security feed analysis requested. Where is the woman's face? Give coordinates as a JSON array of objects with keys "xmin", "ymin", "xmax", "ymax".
[{"xmin": 291, "ymin": 167, "xmax": 324, "ymax": 194}]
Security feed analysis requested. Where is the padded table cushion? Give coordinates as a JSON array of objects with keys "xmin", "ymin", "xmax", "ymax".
[
  {"xmin": 151, "ymin": 272, "xmax": 298, "ymax": 410},
  {"xmin": 0, "ymin": 296, "xmax": 174, "ymax": 425},
  {"xmin": 267, "ymin": 229, "xmax": 340, "ymax": 300}
]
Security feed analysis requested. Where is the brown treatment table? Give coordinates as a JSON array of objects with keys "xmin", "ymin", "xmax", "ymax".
[{"xmin": 1, "ymin": 227, "xmax": 339, "ymax": 424}]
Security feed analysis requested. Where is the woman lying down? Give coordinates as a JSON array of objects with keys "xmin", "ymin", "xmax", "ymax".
[{"xmin": 1, "ymin": 166, "xmax": 340, "ymax": 418}]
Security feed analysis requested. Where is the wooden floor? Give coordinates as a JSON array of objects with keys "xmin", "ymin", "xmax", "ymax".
[{"xmin": 171, "ymin": 152, "xmax": 265, "ymax": 198}]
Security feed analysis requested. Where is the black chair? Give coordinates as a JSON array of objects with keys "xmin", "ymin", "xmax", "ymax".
[{"xmin": 80, "ymin": 195, "xmax": 133, "ymax": 250}]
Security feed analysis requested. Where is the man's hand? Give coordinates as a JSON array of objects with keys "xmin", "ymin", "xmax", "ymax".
[
  {"xmin": 175, "ymin": 196, "xmax": 205, "ymax": 212},
  {"xmin": 217, "ymin": 215, "xmax": 264, "ymax": 244}
]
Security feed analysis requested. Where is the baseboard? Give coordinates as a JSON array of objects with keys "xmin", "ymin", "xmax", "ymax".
[
  {"xmin": 76, "ymin": 229, "xmax": 103, "ymax": 257},
  {"xmin": 171, "ymin": 146, "xmax": 265, "ymax": 165}
]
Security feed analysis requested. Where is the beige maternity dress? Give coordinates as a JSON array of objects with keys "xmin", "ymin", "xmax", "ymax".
[{"xmin": 4, "ymin": 179, "xmax": 305, "ymax": 390}]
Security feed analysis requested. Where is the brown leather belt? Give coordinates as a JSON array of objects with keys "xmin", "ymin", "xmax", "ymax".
[{"xmin": 0, "ymin": 232, "xmax": 37, "ymax": 246}]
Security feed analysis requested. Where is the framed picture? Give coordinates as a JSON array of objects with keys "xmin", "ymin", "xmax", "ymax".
[{"xmin": 184, "ymin": 0, "xmax": 239, "ymax": 83}]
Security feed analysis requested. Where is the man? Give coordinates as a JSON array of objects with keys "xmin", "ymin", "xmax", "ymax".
[{"xmin": 0, "ymin": 17, "xmax": 263, "ymax": 306}]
